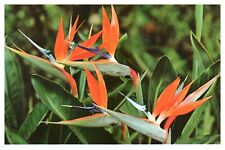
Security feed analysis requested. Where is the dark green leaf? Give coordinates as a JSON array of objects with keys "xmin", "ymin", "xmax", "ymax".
[
  {"xmin": 5, "ymin": 126, "xmax": 27, "ymax": 144},
  {"xmin": 18, "ymin": 102, "xmax": 49, "ymax": 140},
  {"xmin": 31, "ymin": 75, "xmax": 115, "ymax": 143},
  {"xmin": 177, "ymin": 134, "xmax": 220, "ymax": 144},
  {"xmin": 5, "ymin": 49, "xmax": 25, "ymax": 127},
  {"xmin": 78, "ymin": 70, "xmax": 86, "ymax": 102},
  {"xmin": 105, "ymin": 124, "xmax": 131, "ymax": 144},
  {"xmin": 149, "ymin": 56, "xmax": 177, "ymax": 111}
]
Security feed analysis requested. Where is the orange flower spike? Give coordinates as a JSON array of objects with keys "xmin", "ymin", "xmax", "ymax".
[
  {"xmin": 164, "ymin": 116, "xmax": 176, "ymax": 130},
  {"xmin": 85, "ymin": 64, "xmax": 108, "ymax": 108},
  {"xmin": 93, "ymin": 64, "xmax": 108, "ymax": 108},
  {"xmin": 163, "ymin": 81, "xmax": 194, "ymax": 112},
  {"xmin": 152, "ymin": 77, "xmax": 180, "ymax": 117},
  {"xmin": 54, "ymin": 16, "xmax": 67, "ymax": 61},
  {"xmin": 168, "ymin": 96, "xmax": 211, "ymax": 117},
  {"xmin": 182, "ymin": 76, "xmax": 218, "ymax": 103},
  {"xmin": 66, "ymin": 15, "xmax": 79, "ymax": 43},
  {"xmin": 101, "ymin": 6, "xmax": 110, "ymax": 51},
  {"xmin": 109, "ymin": 5, "xmax": 119, "ymax": 56},
  {"xmin": 101, "ymin": 5, "xmax": 120, "ymax": 57},
  {"xmin": 85, "ymin": 67, "xmax": 101, "ymax": 106},
  {"xmin": 70, "ymin": 31, "xmax": 102, "ymax": 60}
]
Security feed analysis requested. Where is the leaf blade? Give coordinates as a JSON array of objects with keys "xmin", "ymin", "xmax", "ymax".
[{"xmin": 18, "ymin": 102, "xmax": 49, "ymax": 140}]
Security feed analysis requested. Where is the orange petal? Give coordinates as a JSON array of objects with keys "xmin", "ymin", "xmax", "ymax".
[
  {"xmin": 164, "ymin": 116, "xmax": 176, "ymax": 130},
  {"xmin": 152, "ymin": 77, "xmax": 180, "ymax": 117},
  {"xmin": 93, "ymin": 64, "xmax": 108, "ymax": 108},
  {"xmin": 85, "ymin": 67, "xmax": 102, "ymax": 106},
  {"xmin": 101, "ymin": 5, "xmax": 119, "ymax": 56},
  {"xmin": 102, "ymin": 6, "xmax": 111, "ymax": 50},
  {"xmin": 70, "ymin": 31, "xmax": 102, "ymax": 60},
  {"xmin": 66, "ymin": 15, "xmax": 79, "ymax": 43},
  {"xmin": 56, "ymin": 67, "xmax": 78, "ymax": 96},
  {"xmin": 108, "ymin": 5, "xmax": 119, "ymax": 55},
  {"xmin": 183, "ymin": 76, "xmax": 219, "ymax": 103},
  {"xmin": 164, "ymin": 81, "xmax": 194, "ymax": 112},
  {"xmin": 54, "ymin": 16, "xmax": 67, "ymax": 61},
  {"xmin": 167, "ymin": 96, "xmax": 211, "ymax": 117}
]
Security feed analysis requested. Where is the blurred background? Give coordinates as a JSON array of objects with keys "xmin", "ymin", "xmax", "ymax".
[{"xmin": 5, "ymin": 5, "xmax": 220, "ymax": 143}]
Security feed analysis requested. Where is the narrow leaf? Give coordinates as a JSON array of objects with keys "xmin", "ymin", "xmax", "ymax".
[
  {"xmin": 31, "ymin": 75, "xmax": 115, "ymax": 143},
  {"xmin": 5, "ymin": 126, "xmax": 27, "ymax": 144},
  {"xmin": 5, "ymin": 49, "xmax": 25, "ymax": 127},
  {"xmin": 18, "ymin": 102, "xmax": 49, "ymax": 140},
  {"xmin": 78, "ymin": 70, "xmax": 86, "ymax": 101},
  {"xmin": 195, "ymin": 5, "xmax": 203, "ymax": 40},
  {"xmin": 178, "ymin": 61, "xmax": 220, "ymax": 142},
  {"xmin": 149, "ymin": 56, "xmax": 177, "ymax": 111}
]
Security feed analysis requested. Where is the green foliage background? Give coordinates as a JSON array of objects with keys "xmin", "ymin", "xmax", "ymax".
[{"xmin": 5, "ymin": 5, "xmax": 220, "ymax": 144}]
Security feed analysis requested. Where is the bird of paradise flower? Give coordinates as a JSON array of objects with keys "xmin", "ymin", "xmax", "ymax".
[
  {"xmin": 97, "ymin": 75, "xmax": 219, "ymax": 143},
  {"xmin": 6, "ymin": 15, "xmax": 102, "ymax": 96}
]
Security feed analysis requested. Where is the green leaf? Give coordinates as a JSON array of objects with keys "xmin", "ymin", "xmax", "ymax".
[
  {"xmin": 58, "ymin": 61, "xmax": 131, "ymax": 77},
  {"xmin": 191, "ymin": 31, "xmax": 213, "ymax": 79},
  {"xmin": 197, "ymin": 103, "xmax": 215, "ymax": 135},
  {"xmin": 31, "ymin": 75, "xmax": 115, "ymax": 143},
  {"xmin": 98, "ymin": 106, "xmax": 167, "ymax": 143},
  {"xmin": 195, "ymin": 5, "xmax": 203, "ymax": 40},
  {"xmin": 6, "ymin": 46, "xmax": 67, "ymax": 82},
  {"xmin": 44, "ymin": 114, "xmax": 119, "ymax": 127},
  {"xmin": 149, "ymin": 56, "xmax": 177, "ymax": 110},
  {"xmin": 5, "ymin": 94, "xmax": 17, "ymax": 129},
  {"xmin": 105, "ymin": 124, "xmax": 131, "ymax": 144},
  {"xmin": 135, "ymin": 74, "xmax": 144, "ymax": 105},
  {"xmin": 18, "ymin": 102, "xmax": 49, "ymax": 140},
  {"xmin": 117, "ymin": 33, "xmax": 128, "ymax": 49},
  {"xmin": 78, "ymin": 70, "xmax": 86, "ymax": 101},
  {"xmin": 132, "ymin": 51, "xmax": 156, "ymax": 78},
  {"xmin": 177, "ymin": 61, "xmax": 220, "ymax": 143},
  {"xmin": 5, "ymin": 49, "xmax": 25, "ymax": 127},
  {"xmin": 5, "ymin": 126, "xmax": 27, "ymax": 144},
  {"xmin": 118, "ymin": 71, "xmax": 149, "ymax": 117},
  {"xmin": 177, "ymin": 134, "xmax": 220, "ymax": 144},
  {"xmin": 119, "ymin": 85, "xmax": 145, "ymax": 118}
]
